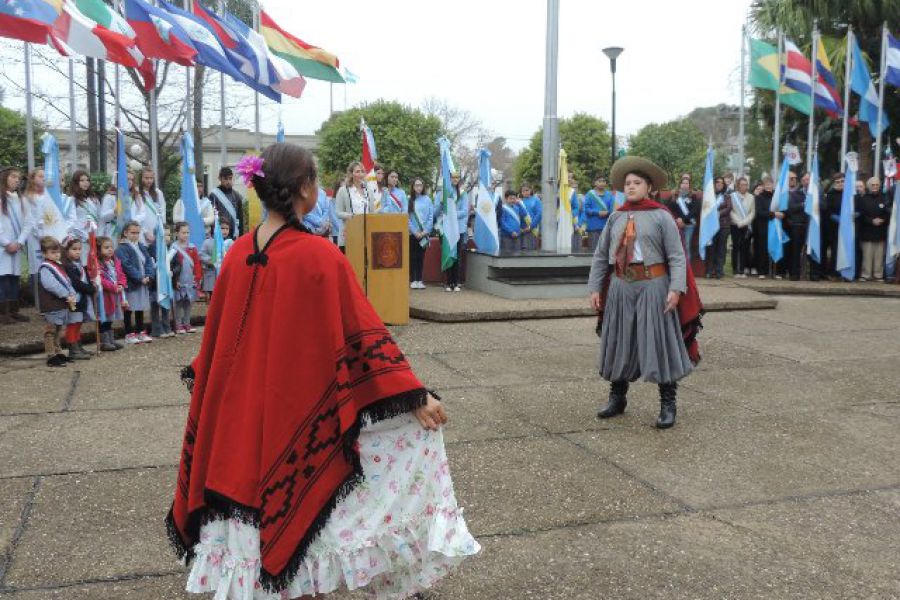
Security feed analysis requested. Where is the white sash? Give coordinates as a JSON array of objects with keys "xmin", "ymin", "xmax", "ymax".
[
  {"xmin": 731, "ymin": 192, "xmax": 747, "ymax": 219},
  {"xmin": 676, "ymin": 196, "xmax": 690, "ymax": 216},
  {"xmin": 501, "ymin": 203, "xmax": 520, "ymax": 226},
  {"xmin": 210, "ymin": 188, "xmax": 239, "ymax": 230}
]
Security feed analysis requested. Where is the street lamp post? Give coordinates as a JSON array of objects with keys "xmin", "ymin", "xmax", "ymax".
[{"xmin": 602, "ymin": 46, "xmax": 623, "ymax": 167}]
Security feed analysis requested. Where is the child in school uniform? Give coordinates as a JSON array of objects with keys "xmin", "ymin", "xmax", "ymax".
[
  {"xmin": 96, "ymin": 236, "xmax": 127, "ymax": 351},
  {"xmin": 169, "ymin": 222, "xmax": 202, "ymax": 334},
  {"xmin": 62, "ymin": 237, "xmax": 97, "ymax": 360},
  {"xmin": 198, "ymin": 220, "xmax": 230, "ymax": 301},
  {"xmin": 115, "ymin": 220, "xmax": 154, "ymax": 344},
  {"xmin": 37, "ymin": 236, "xmax": 76, "ymax": 367},
  {"xmin": 0, "ymin": 167, "xmax": 30, "ymax": 325},
  {"xmin": 498, "ymin": 190, "xmax": 528, "ymax": 254}
]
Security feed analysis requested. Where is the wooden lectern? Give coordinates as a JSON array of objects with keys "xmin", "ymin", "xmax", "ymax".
[{"xmin": 345, "ymin": 214, "xmax": 410, "ymax": 325}]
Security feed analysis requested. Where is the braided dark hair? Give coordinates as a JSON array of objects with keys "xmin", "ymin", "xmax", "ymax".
[{"xmin": 251, "ymin": 143, "xmax": 317, "ymax": 230}]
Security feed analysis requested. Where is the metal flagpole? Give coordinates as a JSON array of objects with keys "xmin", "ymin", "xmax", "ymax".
[
  {"xmin": 540, "ymin": 0, "xmax": 559, "ymax": 252},
  {"xmin": 874, "ymin": 22, "xmax": 887, "ymax": 180},
  {"xmin": 184, "ymin": 0, "xmax": 192, "ymax": 134},
  {"xmin": 840, "ymin": 27, "xmax": 852, "ymax": 170},
  {"xmin": 253, "ymin": 3, "xmax": 261, "ymax": 152},
  {"xmin": 772, "ymin": 30, "xmax": 783, "ymax": 176},
  {"xmin": 807, "ymin": 25, "xmax": 817, "ymax": 173},
  {"xmin": 69, "ymin": 59, "xmax": 78, "ymax": 175},
  {"xmin": 150, "ymin": 68, "xmax": 160, "ymax": 183},
  {"xmin": 218, "ymin": 0, "xmax": 227, "ymax": 168},
  {"xmin": 738, "ymin": 24, "xmax": 747, "ymax": 178},
  {"xmin": 23, "ymin": 43, "xmax": 35, "ymax": 171}
]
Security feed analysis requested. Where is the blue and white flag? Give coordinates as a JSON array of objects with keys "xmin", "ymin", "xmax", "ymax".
[
  {"xmin": 698, "ymin": 146, "xmax": 718, "ymax": 260},
  {"xmin": 850, "ymin": 34, "xmax": 889, "ymax": 136},
  {"xmin": 887, "ymin": 177, "xmax": 900, "ymax": 263},
  {"xmin": 473, "ymin": 148, "xmax": 499, "ymax": 255},
  {"xmin": 276, "ymin": 120, "xmax": 285, "ymax": 143},
  {"xmin": 342, "ymin": 67, "xmax": 359, "ymax": 84},
  {"xmin": 180, "ymin": 132, "xmax": 206, "ymax": 249},
  {"xmin": 768, "ymin": 158, "xmax": 791, "ymax": 264},
  {"xmin": 155, "ymin": 221, "xmax": 174, "ymax": 310},
  {"xmin": 805, "ymin": 152, "xmax": 821, "ymax": 263},
  {"xmin": 157, "ymin": 0, "xmax": 247, "ymax": 86},
  {"xmin": 115, "ymin": 128, "xmax": 131, "ymax": 234},
  {"xmin": 213, "ymin": 210, "xmax": 225, "ymax": 274},
  {"xmin": 886, "ymin": 31, "xmax": 900, "ymax": 88},
  {"xmin": 613, "ymin": 190, "xmax": 625, "ymax": 209},
  {"xmin": 836, "ymin": 156, "xmax": 857, "ymax": 281},
  {"xmin": 41, "ymin": 133, "xmax": 64, "ymax": 214}
]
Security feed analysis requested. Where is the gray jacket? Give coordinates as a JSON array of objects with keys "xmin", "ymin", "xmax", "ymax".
[{"xmin": 587, "ymin": 208, "xmax": 687, "ymax": 294}]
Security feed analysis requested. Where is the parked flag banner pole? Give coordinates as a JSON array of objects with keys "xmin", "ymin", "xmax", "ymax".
[
  {"xmin": 874, "ymin": 22, "xmax": 888, "ymax": 180},
  {"xmin": 738, "ymin": 23, "xmax": 746, "ymax": 177},
  {"xmin": 840, "ymin": 27, "xmax": 852, "ymax": 169},
  {"xmin": 807, "ymin": 25, "xmax": 817, "ymax": 173},
  {"xmin": 772, "ymin": 30, "xmax": 783, "ymax": 176},
  {"xmin": 541, "ymin": 0, "xmax": 560, "ymax": 252},
  {"xmin": 23, "ymin": 42, "xmax": 35, "ymax": 171}
]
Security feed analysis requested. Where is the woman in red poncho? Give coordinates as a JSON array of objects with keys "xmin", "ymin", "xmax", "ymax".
[{"xmin": 167, "ymin": 144, "xmax": 480, "ymax": 599}]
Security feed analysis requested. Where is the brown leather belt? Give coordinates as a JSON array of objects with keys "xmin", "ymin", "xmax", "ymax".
[{"xmin": 615, "ymin": 263, "xmax": 667, "ymax": 282}]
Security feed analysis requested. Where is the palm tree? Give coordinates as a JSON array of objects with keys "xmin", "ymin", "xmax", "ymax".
[{"xmin": 750, "ymin": 0, "xmax": 900, "ymax": 175}]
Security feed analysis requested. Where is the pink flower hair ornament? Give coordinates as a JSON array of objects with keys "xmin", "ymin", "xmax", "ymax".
[{"xmin": 235, "ymin": 154, "xmax": 265, "ymax": 189}]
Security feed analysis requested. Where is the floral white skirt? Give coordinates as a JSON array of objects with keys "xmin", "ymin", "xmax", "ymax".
[{"xmin": 185, "ymin": 413, "xmax": 480, "ymax": 599}]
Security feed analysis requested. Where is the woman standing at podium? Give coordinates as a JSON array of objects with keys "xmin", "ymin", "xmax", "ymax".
[{"xmin": 335, "ymin": 161, "xmax": 377, "ymax": 251}]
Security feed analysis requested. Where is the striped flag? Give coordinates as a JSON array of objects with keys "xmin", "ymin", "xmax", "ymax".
[
  {"xmin": 805, "ymin": 153, "xmax": 821, "ymax": 263},
  {"xmin": 360, "ymin": 119, "xmax": 379, "ymax": 210},
  {"xmin": 259, "ymin": 8, "xmax": 343, "ymax": 83},
  {"xmin": 473, "ymin": 148, "xmax": 499, "ymax": 255},
  {"xmin": 155, "ymin": 220, "xmax": 174, "ymax": 310},
  {"xmin": 836, "ymin": 156, "xmax": 857, "ymax": 281},
  {"xmin": 212, "ymin": 211, "xmax": 224, "ymax": 273},
  {"xmin": 887, "ymin": 31, "xmax": 900, "ymax": 88},
  {"xmin": 749, "ymin": 37, "xmax": 811, "ymax": 115},
  {"xmin": 887, "ymin": 177, "xmax": 900, "ymax": 263},
  {"xmin": 850, "ymin": 34, "xmax": 889, "ymax": 136},
  {"xmin": 180, "ymin": 132, "xmax": 205, "ymax": 249},
  {"xmin": 41, "ymin": 133, "xmax": 65, "ymax": 214},
  {"xmin": 814, "ymin": 38, "xmax": 842, "ymax": 115},
  {"xmin": 0, "ymin": 0, "xmax": 62, "ymax": 44},
  {"xmin": 767, "ymin": 158, "xmax": 791, "ymax": 264},
  {"xmin": 698, "ymin": 146, "xmax": 718, "ymax": 260},
  {"xmin": 438, "ymin": 136, "xmax": 460, "ymax": 271},
  {"xmin": 115, "ymin": 128, "xmax": 131, "ymax": 235},
  {"xmin": 51, "ymin": 0, "xmax": 144, "ymax": 67}
]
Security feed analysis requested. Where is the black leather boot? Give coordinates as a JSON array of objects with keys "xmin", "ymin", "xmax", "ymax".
[
  {"xmin": 597, "ymin": 380, "xmax": 629, "ymax": 419},
  {"xmin": 656, "ymin": 382, "xmax": 677, "ymax": 429}
]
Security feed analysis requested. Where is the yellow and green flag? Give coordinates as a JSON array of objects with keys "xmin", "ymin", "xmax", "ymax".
[{"xmin": 749, "ymin": 38, "xmax": 811, "ymax": 116}]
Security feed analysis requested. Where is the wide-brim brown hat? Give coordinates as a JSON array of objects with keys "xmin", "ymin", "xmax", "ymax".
[{"xmin": 609, "ymin": 156, "xmax": 668, "ymax": 193}]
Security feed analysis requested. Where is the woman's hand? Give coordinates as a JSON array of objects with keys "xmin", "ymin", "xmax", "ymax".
[
  {"xmin": 664, "ymin": 291, "xmax": 681, "ymax": 314},
  {"xmin": 590, "ymin": 292, "xmax": 602, "ymax": 312},
  {"xmin": 774, "ymin": 211, "xmax": 785, "ymax": 220},
  {"xmin": 414, "ymin": 393, "xmax": 448, "ymax": 431}
]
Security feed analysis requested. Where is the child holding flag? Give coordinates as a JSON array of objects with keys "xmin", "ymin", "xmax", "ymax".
[
  {"xmin": 96, "ymin": 236, "xmax": 127, "ymax": 352},
  {"xmin": 37, "ymin": 236, "xmax": 77, "ymax": 367},
  {"xmin": 169, "ymin": 222, "xmax": 202, "ymax": 334},
  {"xmin": 199, "ymin": 219, "xmax": 230, "ymax": 300}
]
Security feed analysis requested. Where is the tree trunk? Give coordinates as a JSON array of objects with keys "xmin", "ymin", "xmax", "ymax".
[
  {"xmin": 86, "ymin": 58, "xmax": 98, "ymax": 172},
  {"xmin": 193, "ymin": 65, "xmax": 205, "ymax": 190},
  {"xmin": 97, "ymin": 60, "xmax": 107, "ymax": 173}
]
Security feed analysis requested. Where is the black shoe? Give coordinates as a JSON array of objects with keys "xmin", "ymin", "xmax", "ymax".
[
  {"xmin": 656, "ymin": 383, "xmax": 677, "ymax": 429},
  {"xmin": 598, "ymin": 381, "xmax": 629, "ymax": 419},
  {"xmin": 46, "ymin": 354, "xmax": 67, "ymax": 367},
  {"xmin": 57, "ymin": 352, "xmax": 75, "ymax": 363}
]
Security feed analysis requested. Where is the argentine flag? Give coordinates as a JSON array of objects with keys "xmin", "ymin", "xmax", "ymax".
[
  {"xmin": 156, "ymin": 221, "xmax": 175, "ymax": 310},
  {"xmin": 473, "ymin": 148, "xmax": 499, "ymax": 255},
  {"xmin": 836, "ymin": 157, "xmax": 857, "ymax": 281},
  {"xmin": 698, "ymin": 146, "xmax": 718, "ymax": 260},
  {"xmin": 888, "ymin": 180, "xmax": 900, "ymax": 265},
  {"xmin": 276, "ymin": 120, "xmax": 285, "ymax": 143},
  {"xmin": 41, "ymin": 133, "xmax": 65, "ymax": 214},
  {"xmin": 115, "ymin": 128, "xmax": 132, "ymax": 234},
  {"xmin": 180, "ymin": 132, "xmax": 206, "ymax": 249},
  {"xmin": 805, "ymin": 153, "xmax": 821, "ymax": 263},
  {"xmin": 768, "ymin": 158, "xmax": 791, "ymax": 264}
]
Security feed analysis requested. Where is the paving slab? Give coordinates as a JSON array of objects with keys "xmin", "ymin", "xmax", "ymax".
[
  {"xmin": 749, "ymin": 294, "xmax": 900, "ymax": 333},
  {"xmin": 511, "ymin": 316, "xmax": 600, "ymax": 347},
  {"xmin": 0, "ymin": 478, "xmax": 36, "ymax": 564},
  {"xmin": 439, "ymin": 387, "xmax": 543, "ymax": 444},
  {"xmin": 565, "ymin": 407, "xmax": 900, "ymax": 510},
  {"xmin": 691, "ymin": 336, "xmax": 796, "ymax": 372},
  {"xmin": 446, "ymin": 345, "xmax": 591, "ymax": 389},
  {"xmin": 3, "ymin": 468, "xmax": 178, "ymax": 589},
  {"xmin": 391, "ymin": 320, "xmax": 548, "ymax": 355},
  {"xmin": 736, "ymin": 278, "xmax": 900, "ymax": 299},
  {"xmin": 403, "ymin": 353, "xmax": 467, "ymax": 391},
  {"xmin": 0, "ymin": 406, "xmax": 185, "ymax": 478},
  {"xmin": 710, "ymin": 489, "xmax": 900, "ymax": 597},
  {"xmin": 432, "ymin": 513, "xmax": 831, "ymax": 600},
  {"xmin": 448, "ymin": 436, "xmax": 683, "ymax": 537},
  {"xmin": 725, "ymin": 326, "xmax": 900, "ymax": 363},
  {"xmin": 0, "ymin": 370, "xmax": 72, "ymax": 415}
]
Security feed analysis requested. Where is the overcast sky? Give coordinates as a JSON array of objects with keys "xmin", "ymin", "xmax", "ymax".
[{"xmin": 263, "ymin": 0, "xmax": 754, "ymax": 150}]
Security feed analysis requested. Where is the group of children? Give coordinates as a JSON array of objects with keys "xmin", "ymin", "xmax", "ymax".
[{"xmin": 0, "ymin": 164, "xmax": 233, "ymax": 367}]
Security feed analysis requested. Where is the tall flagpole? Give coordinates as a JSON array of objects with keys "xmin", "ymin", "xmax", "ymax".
[
  {"xmin": 738, "ymin": 24, "xmax": 747, "ymax": 177},
  {"xmin": 807, "ymin": 25, "xmax": 817, "ymax": 173},
  {"xmin": 69, "ymin": 59, "xmax": 78, "ymax": 175},
  {"xmin": 540, "ymin": 0, "xmax": 560, "ymax": 252},
  {"xmin": 329, "ymin": 82, "xmax": 334, "ymax": 116},
  {"xmin": 150, "ymin": 65, "xmax": 160, "ymax": 183},
  {"xmin": 184, "ymin": 0, "xmax": 192, "ymax": 134},
  {"xmin": 874, "ymin": 22, "xmax": 887, "ymax": 180},
  {"xmin": 218, "ymin": 0, "xmax": 227, "ymax": 167},
  {"xmin": 840, "ymin": 27, "xmax": 853, "ymax": 170},
  {"xmin": 772, "ymin": 30, "xmax": 783, "ymax": 176},
  {"xmin": 23, "ymin": 43, "xmax": 35, "ymax": 171},
  {"xmin": 253, "ymin": 3, "xmax": 261, "ymax": 153}
]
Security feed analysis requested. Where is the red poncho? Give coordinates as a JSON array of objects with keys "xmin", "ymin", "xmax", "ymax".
[
  {"xmin": 166, "ymin": 226, "xmax": 427, "ymax": 592},
  {"xmin": 596, "ymin": 198, "xmax": 704, "ymax": 363}
]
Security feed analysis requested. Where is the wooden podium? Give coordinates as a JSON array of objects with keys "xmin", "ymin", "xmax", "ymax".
[{"xmin": 345, "ymin": 214, "xmax": 410, "ymax": 325}]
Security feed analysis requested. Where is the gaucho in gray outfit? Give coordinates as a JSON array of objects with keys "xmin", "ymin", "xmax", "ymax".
[{"xmin": 588, "ymin": 157, "xmax": 700, "ymax": 429}]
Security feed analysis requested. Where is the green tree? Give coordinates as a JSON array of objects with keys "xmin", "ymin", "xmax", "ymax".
[
  {"xmin": 629, "ymin": 118, "xmax": 715, "ymax": 188},
  {"xmin": 0, "ymin": 106, "xmax": 43, "ymax": 170},
  {"xmin": 316, "ymin": 101, "xmax": 443, "ymax": 192},
  {"xmin": 750, "ymin": 0, "xmax": 900, "ymax": 176},
  {"xmin": 513, "ymin": 113, "xmax": 611, "ymax": 192}
]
